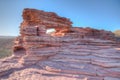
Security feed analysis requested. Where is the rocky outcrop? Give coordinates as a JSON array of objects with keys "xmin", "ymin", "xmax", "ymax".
[
  {"xmin": 0, "ymin": 8, "xmax": 120, "ymax": 80},
  {"xmin": 14, "ymin": 8, "xmax": 73, "ymax": 65},
  {"xmin": 21, "ymin": 8, "xmax": 72, "ymax": 35},
  {"xmin": 70, "ymin": 27, "xmax": 115, "ymax": 40}
]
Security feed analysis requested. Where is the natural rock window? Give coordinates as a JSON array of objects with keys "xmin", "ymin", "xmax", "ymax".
[{"xmin": 46, "ymin": 28, "xmax": 56, "ymax": 34}]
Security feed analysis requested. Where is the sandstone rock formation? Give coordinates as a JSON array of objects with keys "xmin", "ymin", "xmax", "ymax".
[
  {"xmin": 0, "ymin": 8, "xmax": 120, "ymax": 80},
  {"xmin": 71, "ymin": 27, "xmax": 116, "ymax": 40}
]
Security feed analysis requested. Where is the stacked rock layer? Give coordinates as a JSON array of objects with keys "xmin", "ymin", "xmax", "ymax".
[{"xmin": 0, "ymin": 8, "xmax": 120, "ymax": 80}]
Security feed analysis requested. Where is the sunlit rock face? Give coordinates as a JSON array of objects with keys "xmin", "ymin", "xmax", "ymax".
[
  {"xmin": 70, "ymin": 27, "xmax": 116, "ymax": 40},
  {"xmin": 21, "ymin": 8, "xmax": 72, "ymax": 36},
  {"xmin": 0, "ymin": 8, "xmax": 120, "ymax": 80},
  {"xmin": 13, "ymin": 8, "xmax": 73, "ymax": 65},
  {"xmin": 13, "ymin": 8, "xmax": 117, "ymax": 65}
]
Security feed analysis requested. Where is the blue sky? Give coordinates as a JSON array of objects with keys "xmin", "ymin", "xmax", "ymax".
[{"xmin": 0, "ymin": 0, "xmax": 120, "ymax": 36}]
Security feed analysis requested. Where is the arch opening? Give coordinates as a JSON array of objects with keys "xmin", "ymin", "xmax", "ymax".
[{"xmin": 46, "ymin": 28, "xmax": 56, "ymax": 34}]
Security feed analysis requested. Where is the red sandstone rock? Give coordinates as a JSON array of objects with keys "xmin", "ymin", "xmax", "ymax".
[
  {"xmin": 0, "ymin": 8, "xmax": 120, "ymax": 80},
  {"xmin": 71, "ymin": 27, "xmax": 115, "ymax": 40}
]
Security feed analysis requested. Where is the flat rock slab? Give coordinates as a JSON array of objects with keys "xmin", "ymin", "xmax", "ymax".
[
  {"xmin": 1, "ymin": 38, "xmax": 120, "ymax": 80},
  {"xmin": 39, "ymin": 61, "xmax": 96, "ymax": 75},
  {"xmin": 104, "ymin": 77, "xmax": 120, "ymax": 80}
]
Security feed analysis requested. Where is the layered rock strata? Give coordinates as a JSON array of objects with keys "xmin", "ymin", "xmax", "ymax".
[{"xmin": 0, "ymin": 8, "xmax": 120, "ymax": 80}]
